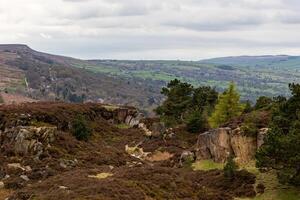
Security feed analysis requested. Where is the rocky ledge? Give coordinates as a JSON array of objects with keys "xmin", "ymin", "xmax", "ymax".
[{"xmin": 195, "ymin": 127, "xmax": 268, "ymax": 164}]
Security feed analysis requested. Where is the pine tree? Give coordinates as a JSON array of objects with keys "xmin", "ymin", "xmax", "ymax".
[
  {"xmin": 208, "ymin": 82, "xmax": 244, "ymax": 128},
  {"xmin": 256, "ymin": 83, "xmax": 300, "ymax": 185}
]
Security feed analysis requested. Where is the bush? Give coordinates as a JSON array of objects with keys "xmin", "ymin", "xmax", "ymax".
[
  {"xmin": 224, "ymin": 155, "xmax": 238, "ymax": 179},
  {"xmin": 71, "ymin": 115, "xmax": 91, "ymax": 141},
  {"xmin": 186, "ymin": 111, "xmax": 208, "ymax": 133},
  {"xmin": 0, "ymin": 94, "xmax": 3, "ymax": 104}
]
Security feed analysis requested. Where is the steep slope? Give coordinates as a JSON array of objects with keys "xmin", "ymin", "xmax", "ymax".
[{"xmin": 0, "ymin": 45, "xmax": 162, "ymax": 114}]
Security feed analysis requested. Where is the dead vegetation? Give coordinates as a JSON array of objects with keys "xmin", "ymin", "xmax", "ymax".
[{"xmin": 0, "ymin": 102, "xmax": 257, "ymax": 200}]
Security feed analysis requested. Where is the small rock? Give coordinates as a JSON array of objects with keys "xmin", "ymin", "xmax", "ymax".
[
  {"xmin": 0, "ymin": 181, "xmax": 4, "ymax": 189},
  {"xmin": 59, "ymin": 186, "xmax": 68, "ymax": 190},
  {"xmin": 20, "ymin": 175, "xmax": 30, "ymax": 182},
  {"xmin": 7, "ymin": 163, "xmax": 25, "ymax": 171},
  {"xmin": 24, "ymin": 166, "xmax": 32, "ymax": 172},
  {"xmin": 4, "ymin": 175, "xmax": 10, "ymax": 180}
]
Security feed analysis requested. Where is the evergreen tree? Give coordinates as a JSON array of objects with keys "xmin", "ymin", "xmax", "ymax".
[
  {"xmin": 155, "ymin": 79, "xmax": 218, "ymax": 132},
  {"xmin": 155, "ymin": 79, "xmax": 194, "ymax": 126},
  {"xmin": 256, "ymin": 83, "xmax": 300, "ymax": 185},
  {"xmin": 208, "ymin": 82, "xmax": 245, "ymax": 128},
  {"xmin": 224, "ymin": 155, "xmax": 238, "ymax": 179}
]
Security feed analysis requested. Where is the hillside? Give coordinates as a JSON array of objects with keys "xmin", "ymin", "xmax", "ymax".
[
  {"xmin": 0, "ymin": 102, "xmax": 257, "ymax": 200},
  {"xmin": 80, "ymin": 59, "xmax": 300, "ymax": 102},
  {"xmin": 0, "ymin": 45, "xmax": 162, "ymax": 114},
  {"xmin": 1, "ymin": 44, "xmax": 300, "ymax": 114}
]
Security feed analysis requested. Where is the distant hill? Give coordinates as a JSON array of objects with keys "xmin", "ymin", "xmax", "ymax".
[
  {"xmin": 200, "ymin": 55, "xmax": 300, "ymax": 69},
  {"xmin": 1, "ymin": 44, "xmax": 300, "ymax": 113},
  {"xmin": 0, "ymin": 44, "xmax": 163, "ymax": 114}
]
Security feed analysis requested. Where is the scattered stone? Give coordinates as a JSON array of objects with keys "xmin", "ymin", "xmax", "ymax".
[
  {"xmin": 59, "ymin": 186, "xmax": 68, "ymax": 190},
  {"xmin": 125, "ymin": 144, "xmax": 150, "ymax": 160},
  {"xmin": 20, "ymin": 175, "xmax": 30, "ymax": 182},
  {"xmin": 24, "ymin": 166, "xmax": 32, "ymax": 172}
]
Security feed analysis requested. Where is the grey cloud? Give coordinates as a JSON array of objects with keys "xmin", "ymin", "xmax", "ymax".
[{"xmin": 1, "ymin": 0, "xmax": 300, "ymax": 60}]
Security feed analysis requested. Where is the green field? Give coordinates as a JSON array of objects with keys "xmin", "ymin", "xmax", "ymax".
[{"xmin": 72, "ymin": 59, "xmax": 300, "ymax": 103}]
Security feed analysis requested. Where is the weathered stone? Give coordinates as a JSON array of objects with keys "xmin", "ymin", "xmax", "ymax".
[
  {"xmin": 230, "ymin": 128, "xmax": 257, "ymax": 164},
  {"xmin": 0, "ymin": 126, "xmax": 58, "ymax": 158},
  {"xmin": 20, "ymin": 175, "xmax": 30, "ymax": 182},
  {"xmin": 257, "ymin": 128, "xmax": 269, "ymax": 148},
  {"xmin": 195, "ymin": 127, "xmax": 268, "ymax": 164},
  {"xmin": 149, "ymin": 122, "xmax": 166, "ymax": 137},
  {"xmin": 7, "ymin": 163, "xmax": 24, "ymax": 171},
  {"xmin": 196, "ymin": 128, "xmax": 232, "ymax": 163},
  {"xmin": 128, "ymin": 113, "xmax": 144, "ymax": 127}
]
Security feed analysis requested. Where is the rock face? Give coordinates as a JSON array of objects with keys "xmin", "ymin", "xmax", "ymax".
[
  {"xmin": 196, "ymin": 128, "xmax": 231, "ymax": 163},
  {"xmin": 230, "ymin": 128, "xmax": 257, "ymax": 164},
  {"xmin": 196, "ymin": 127, "xmax": 268, "ymax": 164},
  {"xmin": 0, "ymin": 126, "xmax": 57, "ymax": 158}
]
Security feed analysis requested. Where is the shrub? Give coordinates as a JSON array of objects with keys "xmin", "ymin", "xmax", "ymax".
[
  {"xmin": 0, "ymin": 94, "xmax": 3, "ymax": 104},
  {"xmin": 71, "ymin": 115, "xmax": 91, "ymax": 141},
  {"xmin": 224, "ymin": 155, "xmax": 238, "ymax": 180},
  {"xmin": 186, "ymin": 111, "xmax": 208, "ymax": 133}
]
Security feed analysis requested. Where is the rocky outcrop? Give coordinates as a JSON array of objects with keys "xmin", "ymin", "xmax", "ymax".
[
  {"xmin": 196, "ymin": 128, "xmax": 231, "ymax": 163},
  {"xmin": 196, "ymin": 127, "xmax": 268, "ymax": 164},
  {"xmin": 0, "ymin": 126, "xmax": 58, "ymax": 158},
  {"xmin": 230, "ymin": 128, "xmax": 257, "ymax": 164},
  {"xmin": 0, "ymin": 102, "xmax": 139, "ymax": 131}
]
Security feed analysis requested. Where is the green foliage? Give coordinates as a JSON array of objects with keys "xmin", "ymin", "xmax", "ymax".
[
  {"xmin": 240, "ymin": 111, "xmax": 264, "ymax": 137},
  {"xmin": 224, "ymin": 155, "xmax": 238, "ymax": 179},
  {"xmin": 71, "ymin": 115, "xmax": 92, "ymax": 141},
  {"xmin": 243, "ymin": 100, "xmax": 253, "ymax": 113},
  {"xmin": 255, "ymin": 96, "xmax": 273, "ymax": 110},
  {"xmin": 256, "ymin": 83, "xmax": 300, "ymax": 186},
  {"xmin": 155, "ymin": 79, "xmax": 194, "ymax": 125},
  {"xmin": 0, "ymin": 94, "xmax": 3, "ymax": 103},
  {"xmin": 156, "ymin": 79, "xmax": 217, "ymax": 132},
  {"xmin": 186, "ymin": 111, "xmax": 208, "ymax": 133},
  {"xmin": 209, "ymin": 82, "xmax": 245, "ymax": 128}
]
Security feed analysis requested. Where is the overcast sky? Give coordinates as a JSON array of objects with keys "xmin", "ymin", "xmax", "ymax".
[{"xmin": 0, "ymin": 0, "xmax": 300, "ymax": 60}]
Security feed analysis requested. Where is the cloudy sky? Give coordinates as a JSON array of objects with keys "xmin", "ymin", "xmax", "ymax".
[{"xmin": 0, "ymin": 0, "xmax": 300, "ymax": 60}]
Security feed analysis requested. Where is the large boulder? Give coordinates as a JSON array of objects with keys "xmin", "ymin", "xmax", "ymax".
[
  {"xmin": 195, "ymin": 127, "xmax": 268, "ymax": 164},
  {"xmin": 196, "ymin": 128, "xmax": 231, "ymax": 163}
]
